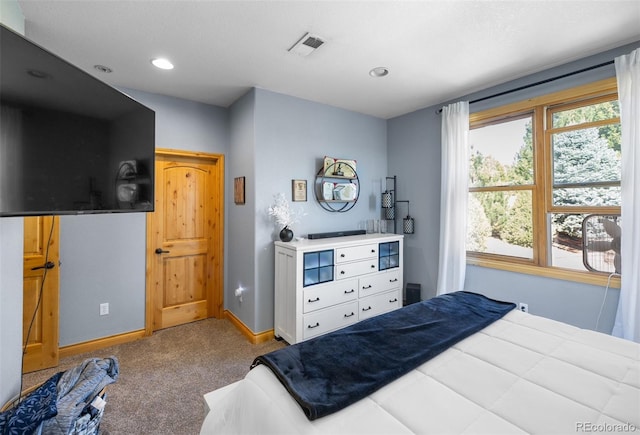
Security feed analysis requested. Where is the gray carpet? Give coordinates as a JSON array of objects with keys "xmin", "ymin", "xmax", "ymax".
[{"xmin": 22, "ymin": 318, "xmax": 286, "ymax": 435}]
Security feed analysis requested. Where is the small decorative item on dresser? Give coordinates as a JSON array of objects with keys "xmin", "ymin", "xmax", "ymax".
[
  {"xmin": 268, "ymin": 193, "xmax": 305, "ymax": 242},
  {"xmin": 279, "ymin": 227, "xmax": 294, "ymax": 242}
]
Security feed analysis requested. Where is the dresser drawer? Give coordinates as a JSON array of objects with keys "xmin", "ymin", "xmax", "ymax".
[
  {"xmin": 359, "ymin": 289, "xmax": 401, "ymax": 321},
  {"xmin": 336, "ymin": 259, "xmax": 378, "ymax": 279},
  {"xmin": 335, "ymin": 243, "xmax": 378, "ymax": 263},
  {"xmin": 303, "ymin": 301, "xmax": 359, "ymax": 340},
  {"xmin": 359, "ymin": 270, "xmax": 401, "ymax": 297},
  {"xmin": 302, "ymin": 278, "xmax": 358, "ymax": 313}
]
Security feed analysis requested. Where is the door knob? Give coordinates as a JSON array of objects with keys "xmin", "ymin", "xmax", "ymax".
[
  {"xmin": 155, "ymin": 248, "xmax": 170, "ymax": 254},
  {"xmin": 31, "ymin": 261, "xmax": 55, "ymax": 271}
]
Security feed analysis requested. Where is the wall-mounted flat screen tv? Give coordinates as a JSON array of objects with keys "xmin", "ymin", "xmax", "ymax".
[{"xmin": 0, "ymin": 24, "xmax": 155, "ymax": 217}]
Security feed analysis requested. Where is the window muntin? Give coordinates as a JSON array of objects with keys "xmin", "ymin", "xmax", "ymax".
[
  {"xmin": 551, "ymin": 100, "xmax": 619, "ymax": 128},
  {"xmin": 467, "ymin": 81, "xmax": 620, "ymax": 284}
]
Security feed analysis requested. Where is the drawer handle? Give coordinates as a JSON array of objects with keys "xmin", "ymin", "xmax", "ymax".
[
  {"xmin": 362, "ymin": 284, "xmax": 372, "ymax": 289},
  {"xmin": 340, "ymin": 270, "xmax": 346, "ymax": 275},
  {"xmin": 344, "ymin": 312, "xmax": 355, "ymax": 318},
  {"xmin": 307, "ymin": 322, "xmax": 320, "ymax": 329},
  {"xmin": 362, "ymin": 306, "xmax": 372, "ymax": 312},
  {"xmin": 389, "ymin": 278, "xmax": 398, "ymax": 282},
  {"xmin": 340, "ymin": 253, "xmax": 346, "ymax": 257},
  {"xmin": 371, "ymin": 264, "xmax": 376, "ymax": 269},
  {"xmin": 389, "ymin": 298, "xmax": 398, "ymax": 303},
  {"xmin": 371, "ymin": 249, "xmax": 376, "ymax": 253},
  {"xmin": 344, "ymin": 289, "xmax": 355, "ymax": 294},
  {"xmin": 308, "ymin": 297, "xmax": 320, "ymax": 303}
]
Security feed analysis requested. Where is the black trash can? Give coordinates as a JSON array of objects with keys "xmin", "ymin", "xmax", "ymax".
[{"xmin": 404, "ymin": 283, "xmax": 421, "ymax": 306}]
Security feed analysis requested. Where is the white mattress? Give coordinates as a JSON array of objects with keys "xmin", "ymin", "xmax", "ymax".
[{"xmin": 201, "ymin": 310, "xmax": 640, "ymax": 434}]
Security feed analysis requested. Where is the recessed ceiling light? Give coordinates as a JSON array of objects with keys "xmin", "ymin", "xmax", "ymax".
[
  {"xmin": 151, "ymin": 58, "xmax": 174, "ymax": 70},
  {"xmin": 94, "ymin": 64, "xmax": 113, "ymax": 73},
  {"xmin": 369, "ymin": 67, "xmax": 389, "ymax": 78}
]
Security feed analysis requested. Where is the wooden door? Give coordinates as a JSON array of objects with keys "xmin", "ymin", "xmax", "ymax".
[
  {"xmin": 147, "ymin": 150, "xmax": 224, "ymax": 332},
  {"xmin": 23, "ymin": 216, "xmax": 60, "ymax": 373}
]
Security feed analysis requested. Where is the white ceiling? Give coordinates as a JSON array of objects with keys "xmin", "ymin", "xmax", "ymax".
[{"xmin": 17, "ymin": 0, "xmax": 640, "ymax": 119}]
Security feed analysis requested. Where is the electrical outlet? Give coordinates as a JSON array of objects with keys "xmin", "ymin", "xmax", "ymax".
[
  {"xmin": 100, "ymin": 303, "xmax": 109, "ymax": 316},
  {"xmin": 518, "ymin": 302, "xmax": 528, "ymax": 313},
  {"xmin": 235, "ymin": 287, "xmax": 244, "ymax": 303}
]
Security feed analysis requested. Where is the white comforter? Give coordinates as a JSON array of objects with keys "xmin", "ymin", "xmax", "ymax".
[{"xmin": 201, "ymin": 310, "xmax": 639, "ymax": 434}]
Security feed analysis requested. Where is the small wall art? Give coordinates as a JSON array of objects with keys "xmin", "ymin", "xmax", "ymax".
[
  {"xmin": 234, "ymin": 176, "xmax": 245, "ymax": 205},
  {"xmin": 292, "ymin": 179, "xmax": 307, "ymax": 202}
]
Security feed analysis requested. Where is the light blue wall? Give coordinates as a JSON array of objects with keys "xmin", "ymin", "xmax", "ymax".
[
  {"xmin": 59, "ymin": 214, "xmax": 146, "ymax": 345},
  {"xmin": 253, "ymin": 89, "xmax": 388, "ymax": 333},
  {"xmin": 465, "ymin": 266, "xmax": 619, "ymax": 333},
  {"xmin": 122, "ymin": 88, "xmax": 229, "ymax": 153},
  {"xmin": 226, "ymin": 88, "xmax": 388, "ymax": 333},
  {"xmin": 57, "ymin": 89, "xmax": 229, "ymax": 346},
  {"xmin": 0, "ymin": 219, "xmax": 23, "ymax": 404},
  {"xmin": 227, "ymin": 89, "xmax": 258, "ymax": 329},
  {"xmin": 254, "ymin": 88, "xmax": 387, "ymax": 237},
  {"xmin": 386, "ymin": 108, "xmax": 441, "ymax": 301},
  {"xmin": 387, "ymin": 41, "xmax": 639, "ymax": 334}
]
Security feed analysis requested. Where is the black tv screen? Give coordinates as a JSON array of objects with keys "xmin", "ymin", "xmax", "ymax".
[{"xmin": 0, "ymin": 24, "xmax": 155, "ymax": 217}]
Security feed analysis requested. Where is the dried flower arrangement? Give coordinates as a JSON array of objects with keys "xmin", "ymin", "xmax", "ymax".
[{"xmin": 268, "ymin": 193, "xmax": 305, "ymax": 229}]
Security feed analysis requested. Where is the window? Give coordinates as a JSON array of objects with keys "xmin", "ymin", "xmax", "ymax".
[{"xmin": 467, "ymin": 78, "xmax": 621, "ymax": 286}]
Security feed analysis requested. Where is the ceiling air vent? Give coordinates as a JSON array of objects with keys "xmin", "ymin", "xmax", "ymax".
[{"xmin": 288, "ymin": 32, "xmax": 325, "ymax": 57}]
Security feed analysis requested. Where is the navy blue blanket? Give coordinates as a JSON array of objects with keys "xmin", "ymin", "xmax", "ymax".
[{"xmin": 252, "ymin": 291, "xmax": 515, "ymax": 420}]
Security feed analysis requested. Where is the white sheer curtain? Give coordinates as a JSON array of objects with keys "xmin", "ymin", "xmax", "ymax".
[
  {"xmin": 613, "ymin": 48, "xmax": 640, "ymax": 342},
  {"xmin": 436, "ymin": 101, "xmax": 469, "ymax": 295}
]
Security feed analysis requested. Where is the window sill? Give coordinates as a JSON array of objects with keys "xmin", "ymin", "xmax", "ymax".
[{"xmin": 467, "ymin": 256, "xmax": 621, "ymax": 288}]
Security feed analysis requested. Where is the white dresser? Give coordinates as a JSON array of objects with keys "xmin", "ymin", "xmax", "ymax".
[{"xmin": 274, "ymin": 233, "xmax": 403, "ymax": 344}]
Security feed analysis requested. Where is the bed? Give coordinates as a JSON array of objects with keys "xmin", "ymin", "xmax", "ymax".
[{"xmin": 200, "ymin": 292, "xmax": 639, "ymax": 434}]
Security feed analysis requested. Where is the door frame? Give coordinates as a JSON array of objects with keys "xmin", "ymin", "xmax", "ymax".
[{"xmin": 145, "ymin": 148, "xmax": 225, "ymax": 335}]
